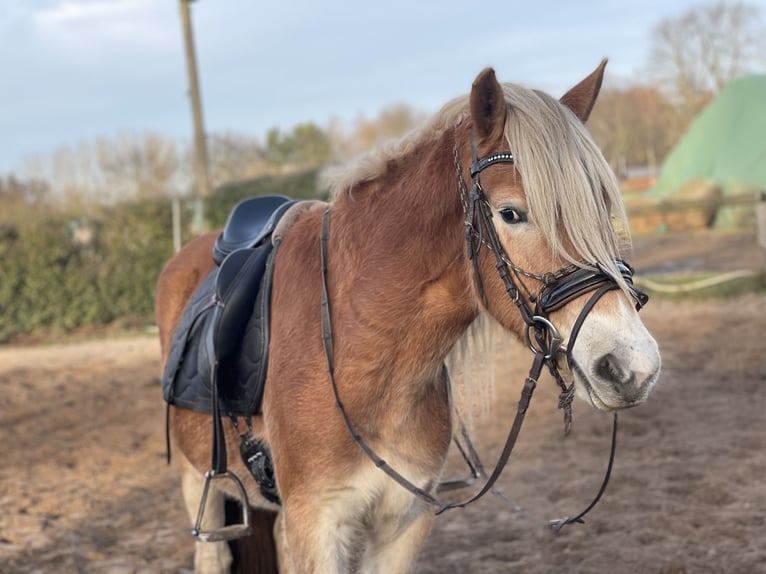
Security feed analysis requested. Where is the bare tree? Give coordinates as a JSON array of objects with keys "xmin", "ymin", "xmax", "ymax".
[
  {"xmin": 650, "ymin": 1, "xmax": 765, "ymax": 121},
  {"xmin": 206, "ymin": 132, "xmax": 265, "ymax": 188},
  {"xmin": 263, "ymin": 123, "xmax": 334, "ymax": 171},
  {"xmin": 352, "ymin": 104, "xmax": 426, "ymax": 150},
  {"xmin": 0, "ymin": 175, "xmax": 50, "ymax": 208},
  {"xmin": 96, "ymin": 132, "xmax": 180, "ymax": 200},
  {"xmin": 329, "ymin": 104, "xmax": 427, "ymax": 161},
  {"xmin": 589, "ymin": 84, "xmax": 683, "ymax": 173},
  {"xmin": 19, "ymin": 144, "xmax": 102, "ymax": 204}
]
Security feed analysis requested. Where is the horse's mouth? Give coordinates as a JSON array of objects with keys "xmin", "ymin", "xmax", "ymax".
[{"xmin": 570, "ymin": 360, "xmax": 643, "ymax": 412}]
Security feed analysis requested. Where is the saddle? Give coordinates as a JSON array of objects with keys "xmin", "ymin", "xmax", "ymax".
[
  {"xmin": 163, "ymin": 196, "xmax": 333, "ymax": 539},
  {"xmin": 162, "ymin": 195, "xmax": 295, "ymax": 417}
]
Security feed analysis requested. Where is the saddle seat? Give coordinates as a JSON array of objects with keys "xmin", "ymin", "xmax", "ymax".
[{"xmin": 212, "ymin": 195, "xmax": 293, "ymax": 265}]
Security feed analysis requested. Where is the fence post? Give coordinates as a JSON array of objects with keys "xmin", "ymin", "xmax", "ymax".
[
  {"xmin": 172, "ymin": 197, "xmax": 182, "ymax": 253},
  {"xmin": 757, "ymin": 191, "xmax": 766, "ymax": 266}
]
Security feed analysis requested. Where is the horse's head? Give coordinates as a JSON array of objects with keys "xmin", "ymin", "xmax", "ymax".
[{"xmin": 459, "ymin": 61, "xmax": 660, "ymax": 411}]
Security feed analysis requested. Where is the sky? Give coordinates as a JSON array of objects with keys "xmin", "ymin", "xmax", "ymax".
[{"xmin": 2, "ymin": 0, "xmax": 765, "ymax": 176}]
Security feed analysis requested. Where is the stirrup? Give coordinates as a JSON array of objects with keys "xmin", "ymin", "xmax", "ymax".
[
  {"xmin": 436, "ymin": 475, "xmax": 477, "ymax": 493},
  {"xmin": 192, "ymin": 470, "xmax": 252, "ymax": 542}
]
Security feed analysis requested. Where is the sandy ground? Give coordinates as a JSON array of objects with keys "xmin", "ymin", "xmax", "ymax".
[{"xmin": 1, "ymin": 230, "xmax": 764, "ymax": 573}]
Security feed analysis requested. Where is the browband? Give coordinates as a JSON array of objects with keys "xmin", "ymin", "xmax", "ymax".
[{"xmin": 470, "ymin": 151, "xmax": 514, "ymax": 178}]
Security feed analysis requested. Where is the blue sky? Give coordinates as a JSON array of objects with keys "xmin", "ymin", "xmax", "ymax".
[{"xmin": 2, "ymin": 0, "xmax": 765, "ymax": 175}]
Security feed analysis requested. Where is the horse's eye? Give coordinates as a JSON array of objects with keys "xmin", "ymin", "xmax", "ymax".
[{"xmin": 500, "ymin": 208, "xmax": 526, "ymax": 225}]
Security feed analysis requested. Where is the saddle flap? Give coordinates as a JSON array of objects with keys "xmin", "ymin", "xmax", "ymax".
[
  {"xmin": 215, "ymin": 249, "xmax": 254, "ymax": 301},
  {"xmin": 214, "ymin": 247, "xmax": 272, "ymax": 359}
]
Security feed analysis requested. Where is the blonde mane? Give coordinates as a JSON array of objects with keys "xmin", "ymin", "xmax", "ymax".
[
  {"xmin": 500, "ymin": 85, "xmax": 629, "ymax": 290},
  {"xmin": 323, "ymin": 81, "xmax": 630, "ymax": 289}
]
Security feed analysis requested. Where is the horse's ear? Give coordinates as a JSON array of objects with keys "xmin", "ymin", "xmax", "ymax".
[
  {"xmin": 470, "ymin": 68, "xmax": 506, "ymax": 151},
  {"xmin": 559, "ymin": 58, "xmax": 607, "ymax": 123}
]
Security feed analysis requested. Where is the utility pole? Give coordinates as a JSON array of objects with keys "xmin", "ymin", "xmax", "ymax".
[{"xmin": 179, "ymin": 0, "xmax": 211, "ymax": 234}]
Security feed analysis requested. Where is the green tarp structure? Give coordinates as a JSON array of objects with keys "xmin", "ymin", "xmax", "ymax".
[{"xmin": 650, "ymin": 75, "xmax": 766, "ymax": 202}]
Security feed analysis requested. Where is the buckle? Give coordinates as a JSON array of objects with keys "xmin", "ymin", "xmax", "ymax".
[{"xmin": 525, "ymin": 316, "xmax": 562, "ymax": 359}]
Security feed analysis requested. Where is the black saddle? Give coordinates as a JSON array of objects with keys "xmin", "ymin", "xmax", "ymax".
[{"xmin": 162, "ymin": 195, "xmax": 296, "ymax": 416}]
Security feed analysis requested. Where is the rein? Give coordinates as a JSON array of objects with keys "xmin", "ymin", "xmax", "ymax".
[
  {"xmin": 318, "ymin": 135, "xmax": 649, "ymax": 527},
  {"xmin": 320, "ymin": 209, "xmax": 544, "ymax": 515}
]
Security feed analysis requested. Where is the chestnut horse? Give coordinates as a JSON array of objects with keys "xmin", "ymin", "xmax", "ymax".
[{"xmin": 156, "ymin": 61, "xmax": 661, "ymax": 573}]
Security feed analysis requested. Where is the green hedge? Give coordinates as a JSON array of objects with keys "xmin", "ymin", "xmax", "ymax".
[
  {"xmin": 209, "ymin": 169, "xmax": 326, "ymax": 225},
  {"xmin": 0, "ymin": 170, "xmax": 322, "ymax": 342}
]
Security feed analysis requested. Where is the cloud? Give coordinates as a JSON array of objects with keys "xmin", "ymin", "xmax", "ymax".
[
  {"xmin": 32, "ymin": 0, "xmax": 175, "ymax": 56},
  {"xmin": 35, "ymin": 0, "xmax": 144, "ymax": 24}
]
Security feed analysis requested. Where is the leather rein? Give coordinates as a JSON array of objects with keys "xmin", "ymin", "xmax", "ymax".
[{"xmin": 319, "ymin": 134, "xmax": 649, "ymax": 527}]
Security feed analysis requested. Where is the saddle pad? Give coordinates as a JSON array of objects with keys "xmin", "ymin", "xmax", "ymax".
[
  {"xmin": 161, "ymin": 198, "xmax": 326, "ymax": 417},
  {"xmin": 161, "ymin": 244, "xmax": 278, "ymax": 416}
]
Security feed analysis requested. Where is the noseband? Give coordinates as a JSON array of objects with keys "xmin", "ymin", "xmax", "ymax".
[{"xmin": 319, "ymin": 134, "xmax": 649, "ymax": 528}]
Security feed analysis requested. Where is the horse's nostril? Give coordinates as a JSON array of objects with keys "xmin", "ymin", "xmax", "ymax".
[{"xmin": 595, "ymin": 353, "xmax": 630, "ymax": 386}]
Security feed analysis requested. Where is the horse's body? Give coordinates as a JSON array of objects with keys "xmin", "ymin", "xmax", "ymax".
[{"xmin": 156, "ymin": 61, "xmax": 661, "ymax": 573}]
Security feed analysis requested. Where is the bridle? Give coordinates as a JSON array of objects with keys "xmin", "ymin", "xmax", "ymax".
[
  {"xmin": 319, "ymin": 132, "xmax": 649, "ymax": 528},
  {"xmin": 457, "ymin": 135, "xmax": 648, "ymax": 432},
  {"xmin": 459, "ymin": 135, "xmax": 647, "ymax": 359},
  {"xmin": 454, "ymin": 134, "xmax": 648, "ymax": 527}
]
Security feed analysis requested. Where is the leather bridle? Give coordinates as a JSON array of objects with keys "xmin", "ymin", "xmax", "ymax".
[
  {"xmin": 453, "ymin": 134, "xmax": 648, "ymax": 527},
  {"xmin": 459, "ymin": 136, "xmax": 647, "ymax": 352},
  {"xmin": 457, "ymin": 136, "xmax": 648, "ymax": 429},
  {"xmin": 319, "ymin": 133, "xmax": 649, "ymax": 528}
]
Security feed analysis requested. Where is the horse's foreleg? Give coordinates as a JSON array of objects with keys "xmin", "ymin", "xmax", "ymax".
[
  {"xmin": 275, "ymin": 493, "xmax": 362, "ymax": 574},
  {"xmin": 273, "ymin": 511, "xmax": 293, "ymax": 573},
  {"xmin": 360, "ymin": 509, "xmax": 435, "ymax": 574},
  {"xmin": 180, "ymin": 454, "xmax": 233, "ymax": 574}
]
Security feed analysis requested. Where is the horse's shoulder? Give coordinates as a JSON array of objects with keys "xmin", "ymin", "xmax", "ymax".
[{"xmin": 274, "ymin": 201, "xmax": 328, "ymax": 270}]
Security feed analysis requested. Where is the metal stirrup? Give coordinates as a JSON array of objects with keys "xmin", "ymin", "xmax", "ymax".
[{"xmin": 192, "ymin": 470, "xmax": 252, "ymax": 542}]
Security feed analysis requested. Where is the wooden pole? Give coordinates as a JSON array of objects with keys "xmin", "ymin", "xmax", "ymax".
[
  {"xmin": 756, "ymin": 191, "xmax": 766, "ymax": 266},
  {"xmin": 172, "ymin": 197, "xmax": 182, "ymax": 253},
  {"xmin": 179, "ymin": 0, "xmax": 211, "ymax": 234}
]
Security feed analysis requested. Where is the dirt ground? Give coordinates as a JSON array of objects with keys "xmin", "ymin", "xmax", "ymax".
[{"xmin": 1, "ymin": 231, "xmax": 764, "ymax": 573}]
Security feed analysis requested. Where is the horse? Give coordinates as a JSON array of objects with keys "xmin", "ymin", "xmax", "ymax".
[{"xmin": 155, "ymin": 60, "xmax": 661, "ymax": 573}]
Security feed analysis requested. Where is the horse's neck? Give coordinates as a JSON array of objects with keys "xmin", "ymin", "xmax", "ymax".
[{"xmin": 329, "ymin": 136, "xmax": 477, "ymax": 390}]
